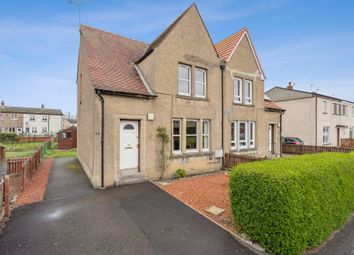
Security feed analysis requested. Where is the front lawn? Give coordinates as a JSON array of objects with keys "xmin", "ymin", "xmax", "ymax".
[
  {"xmin": 1, "ymin": 142, "xmax": 44, "ymax": 159},
  {"xmin": 44, "ymin": 148, "xmax": 77, "ymax": 159}
]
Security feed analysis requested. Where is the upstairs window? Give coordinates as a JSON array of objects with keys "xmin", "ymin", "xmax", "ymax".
[
  {"xmin": 172, "ymin": 119, "xmax": 181, "ymax": 154},
  {"xmin": 195, "ymin": 68, "xmax": 206, "ymax": 98},
  {"xmin": 244, "ymin": 80, "xmax": 253, "ymax": 104},
  {"xmin": 30, "ymin": 115, "xmax": 35, "ymax": 121},
  {"xmin": 11, "ymin": 114, "xmax": 17, "ymax": 120},
  {"xmin": 178, "ymin": 64, "xmax": 191, "ymax": 96},
  {"xmin": 42, "ymin": 115, "xmax": 48, "ymax": 122},
  {"xmin": 186, "ymin": 120, "xmax": 198, "ymax": 152},
  {"xmin": 233, "ymin": 78, "xmax": 242, "ymax": 103},
  {"xmin": 352, "ymin": 107, "xmax": 354, "ymax": 117},
  {"xmin": 0, "ymin": 113, "xmax": 4, "ymax": 120},
  {"xmin": 323, "ymin": 101, "xmax": 327, "ymax": 113},
  {"xmin": 202, "ymin": 120, "xmax": 210, "ymax": 152}
]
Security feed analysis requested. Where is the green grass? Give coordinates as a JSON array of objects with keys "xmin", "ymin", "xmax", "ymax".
[
  {"xmin": 1, "ymin": 142, "xmax": 43, "ymax": 151},
  {"xmin": 6, "ymin": 150, "xmax": 35, "ymax": 159},
  {"xmin": 44, "ymin": 149, "xmax": 77, "ymax": 159}
]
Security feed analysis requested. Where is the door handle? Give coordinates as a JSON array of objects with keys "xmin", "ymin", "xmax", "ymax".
[{"xmin": 125, "ymin": 146, "xmax": 133, "ymax": 149}]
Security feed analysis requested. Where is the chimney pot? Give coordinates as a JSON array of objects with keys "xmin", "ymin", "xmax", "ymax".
[
  {"xmin": 1, "ymin": 100, "xmax": 4, "ymax": 106},
  {"xmin": 287, "ymin": 82, "xmax": 294, "ymax": 90},
  {"xmin": 41, "ymin": 104, "xmax": 44, "ymax": 109}
]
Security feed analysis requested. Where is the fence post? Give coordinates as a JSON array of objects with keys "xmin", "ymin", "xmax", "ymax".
[{"xmin": 4, "ymin": 175, "xmax": 9, "ymax": 217}]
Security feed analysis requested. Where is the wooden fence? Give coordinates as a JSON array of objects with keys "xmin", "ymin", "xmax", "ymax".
[
  {"xmin": 0, "ymin": 146, "xmax": 5, "ymax": 161},
  {"xmin": 341, "ymin": 138, "xmax": 354, "ymax": 148},
  {"xmin": 224, "ymin": 153, "xmax": 265, "ymax": 168},
  {"xmin": 282, "ymin": 144, "xmax": 353, "ymax": 154},
  {"xmin": 18, "ymin": 136, "xmax": 52, "ymax": 143}
]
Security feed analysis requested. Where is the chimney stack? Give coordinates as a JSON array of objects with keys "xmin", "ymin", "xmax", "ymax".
[
  {"xmin": 41, "ymin": 103, "xmax": 44, "ymax": 109},
  {"xmin": 1, "ymin": 100, "xmax": 4, "ymax": 106},
  {"xmin": 287, "ymin": 82, "xmax": 294, "ymax": 90}
]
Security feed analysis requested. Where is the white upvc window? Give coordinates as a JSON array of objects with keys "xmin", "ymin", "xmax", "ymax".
[
  {"xmin": 244, "ymin": 80, "xmax": 253, "ymax": 104},
  {"xmin": 172, "ymin": 119, "xmax": 182, "ymax": 154},
  {"xmin": 11, "ymin": 114, "xmax": 17, "ymax": 120},
  {"xmin": 349, "ymin": 127, "xmax": 353, "ymax": 139},
  {"xmin": 202, "ymin": 120, "xmax": 210, "ymax": 152},
  {"xmin": 249, "ymin": 122, "xmax": 256, "ymax": 148},
  {"xmin": 0, "ymin": 113, "xmax": 4, "ymax": 120},
  {"xmin": 352, "ymin": 106, "xmax": 354, "ymax": 117},
  {"xmin": 323, "ymin": 101, "xmax": 327, "ymax": 113},
  {"xmin": 32, "ymin": 127, "xmax": 37, "ymax": 134},
  {"xmin": 42, "ymin": 115, "xmax": 48, "ymax": 122},
  {"xmin": 42, "ymin": 127, "xmax": 48, "ymax": 133},
  {"xmin": 178, "ymin": 64, "xmax": 191, "ymax": 96},
  {"xmin": 195, "ymin": 68, "xmax": 207, "ymax": 98},
  {"xmin": 239, "ymin": 121, "xmax": 248, "ymax": 149},
  {"xmin": 30, "ymin": 115, "xmax": 35, "ymax": 121},
  {"xmin": 233, "ymin": 78, "xmax": 242, "ymax": 103},
  {"xmin": 323, "ymin": 126, "xmax": 330, "ymax": 144},
  {"xmin": 186, "ymin": 120, "xmax": 198, "ymax": 153},
  {"xmin": 231, "ymin": 122, "xmax": 237, "ymax": 150}
]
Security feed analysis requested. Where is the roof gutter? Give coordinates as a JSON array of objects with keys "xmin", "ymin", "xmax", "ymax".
[
  {"xmin": 95, "ymin": 89, "xmax": 105, "ymax": 189},
  {"xmin": 96, "ymin": 89, "xmax": 157, "ymax": 99}
]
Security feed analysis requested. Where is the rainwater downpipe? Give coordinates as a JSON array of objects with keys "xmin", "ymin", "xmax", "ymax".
[{"xmin": 96, "ymin": 90, "xmax": 105, "ymax": 188}]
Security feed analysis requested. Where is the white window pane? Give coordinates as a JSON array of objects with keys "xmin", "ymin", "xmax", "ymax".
[
  {"xmin": 173, "ymin": 120, "xmax": 180, "ymax": 135},
  {"xmin": 195, "ymin": 69, "xmax": 205, "ymax": 83},
  {"xmin": 178, "ymin": 65, "xmax": 189, "ymax": 80},
  {"xmin": 178, "ymin": 80, "xmax": 190, "ymax": 94},
  {"xmin": 203, "ymin": 121, "xmax": 209, "ymax": 134},
  {"xmin": 203, "ymin": 136, "xmax": 208, "ymax": 149},
  {"xmin": 186, "ymin": 121, "xmax": 197, "ymax": 135},
  {"xmin": 195, "ymin": 83, "xmax": 205, "ymax": 97},
  {"xmin": 234, "ymin": 80, "xmax": 240, "ymax": 96}
]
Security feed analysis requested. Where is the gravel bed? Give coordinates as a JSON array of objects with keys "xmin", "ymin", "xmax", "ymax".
[{"xmin": 158, "ymin": 171, "xmax": 236, "ymax": 233}]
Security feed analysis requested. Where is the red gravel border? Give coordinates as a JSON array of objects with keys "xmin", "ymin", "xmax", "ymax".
[
  {"xmin": 14, "ymin": 159, "xmax": 53, "ymax": 208},
  {"xmin": 158, "ymin": 172, "xmax": 236, "ymax": 233}
]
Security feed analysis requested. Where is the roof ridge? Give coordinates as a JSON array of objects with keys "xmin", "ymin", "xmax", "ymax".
[{"xmin": 80, "ymin": 24, "xmax": 148, "ymax": 46}]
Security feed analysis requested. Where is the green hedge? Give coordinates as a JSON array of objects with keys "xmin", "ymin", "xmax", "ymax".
[{"xmin": 229, "ymin": 153, "xmax": 354, "ymax": 255}]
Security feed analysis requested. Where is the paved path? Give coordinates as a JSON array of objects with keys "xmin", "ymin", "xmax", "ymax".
[{"xmin": 0, "ymin": 158, "xmax": 255, "ymax": 255}]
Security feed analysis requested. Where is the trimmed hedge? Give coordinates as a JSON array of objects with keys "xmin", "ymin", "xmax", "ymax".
[{"xmin": 229, "ymin": 153, "xmax": 354, "ymax": 255}]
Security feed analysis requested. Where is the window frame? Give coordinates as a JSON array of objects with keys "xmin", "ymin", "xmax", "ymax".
[
  {"xmin": 42, "ymin": 115, "xmax": 48, "ymax": 122},
  {"xmin": 0, "ymin": 113, "xmax": 4, "ymax": 120},
  {"xmin": 32, "ymin": 127, "xmax": 37, "ymax": 134},
  {"xmin": 238, "ymin": 121, "xmax": 248, "ymax": 149},
  {"xmin": 233, "ymin": 77, "xmax": 243, "ymax": 104},
  {"xmin": 11, "ymin": 114, "xmax": 17, "ymax": 120},
  {"xmin": 244, "ymin": 80, "xmax": 253, "ymax": 105},
  {"xmin": 186, "ymin": 119, "xmax": 198, "ymax": 153},
  {"xmin": 231, "ymin": 122, "xmax": 238, "ymax": 150},
  {"xmin": 42, "ymin": 126, "xmax": 48, "ymax": 133},
  {"xmin": 323, "ymin": 126, "xmax": 330, "ymax": 144},
  {"xmin": 195, "ymin": 68, "xmax": 207, "ymax": 98},
  {"xmin": 178, "ymin": 64, "xmax": 191, "ymax": 96},
  {"xmin": 30, "ymin": 115, "xmax": 35, "ymax": 121},
  {"xmin": 172, "ymin": 119, "xmax": 182, "ymax": 154},
  {"xmin": 323, "ymin": 101, "xmax": 327, "ymax": 113},
  {"xmin": 249, "ymin": 122, "xmax": 256, "ymax": 148},
  {"xmin": 202, "ymin": 120, "xmax": 210, "ymax": 152}
]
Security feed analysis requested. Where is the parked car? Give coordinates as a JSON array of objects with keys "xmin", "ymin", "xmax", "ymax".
[{"xmin": 282, "ymin": 137, "xmax": 304, "ymax": 145}]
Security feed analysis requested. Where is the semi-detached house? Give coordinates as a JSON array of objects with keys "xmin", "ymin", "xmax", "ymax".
[{"xmin": 77, "ymin": 4, "xmax": 284, "ymax": 188}]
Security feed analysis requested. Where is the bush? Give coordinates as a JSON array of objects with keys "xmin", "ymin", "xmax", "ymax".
[
  {"xmin": 229, "ymin": 153, "xmax": 354, "ymax": 255},
  {"xmin": 0, "ymin": 132, "xmax": 18, "ymax": 143},
  {"xmin": 176, "ymin": 168, "xmax": 187, "ymax": 178}
]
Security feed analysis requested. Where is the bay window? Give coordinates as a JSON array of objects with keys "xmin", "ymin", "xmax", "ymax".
[
  {"xmin": 244, "ymin": 80, "xmax": 253, "ymax": 104},
  {"xmin": 178, "ymin": 64, "xmax": 191, "ymax": 96},
  {"xmin": 202, "ymin": 120, "xmax": 209, "ymax": 151},
  {"xmin": 233, "ymin": 78, "xmax": 242, "ymax": 103},
  {"xmin": 172, "ymin": 119, "xmax": 181, "ymax": 153},
  {"xmin": 231, "ymin": 121, "xmax": 256, "ymax": 150},
  {"xmin": 195, "ymin": 68, "xmax": 206, "ymax": 98},
  {"xmin": 186, "ymin": 120, "xmax": 198, "ymax": 152}
]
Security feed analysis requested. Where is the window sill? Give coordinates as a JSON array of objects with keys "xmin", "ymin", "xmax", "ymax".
[
  {"xmin": 231, "ymin": 148, "xmax": 258, "ymax": 153},
  {"xmin": 176, "ymin": 95, "xmax": 209, "ymax": 102},
  {"xmin": 172, "ymin": 151, "xmax": 212, "ymax": 159},
  {"xmin": 232, "ymin": 102, "xmax": 255, "ymax": 107}
]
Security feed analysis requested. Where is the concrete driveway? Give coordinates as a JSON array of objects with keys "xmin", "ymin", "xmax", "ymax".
[{"xmin": 0, "ymin": 158, "xmax": 254, "ymax": 255}]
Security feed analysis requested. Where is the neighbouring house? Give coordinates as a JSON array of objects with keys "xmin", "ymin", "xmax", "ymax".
[
  {"xmin": 266, "ymin": 83, "xmax": 354, "ymax": 146},
  {"xmin": 77, "ymin": 3, "xmax": 283, "ymax": 188},
  {"xmin": 57, "ymin": 126, "xmax": 77, "ymax": 149},
  {"xmin": 63, "ymin": 118, "xmax": 77, "ymax": 129},
  {"xmin": 0, "ymin": 101, "xmax": 63, "ymax": 136}
]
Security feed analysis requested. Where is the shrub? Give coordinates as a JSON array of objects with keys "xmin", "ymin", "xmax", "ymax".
[
  {"xmin": 229, "ymin": 153, "xmax": 354, "ymax": 255},
  {"xmin": 176, "ymin": 168, "xmax": 187, "ymax": 178}
]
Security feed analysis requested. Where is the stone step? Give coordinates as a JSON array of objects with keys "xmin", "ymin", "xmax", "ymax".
[{"xmin": 117, "ymin": 173, "xmax": 147, "ymax": 186}]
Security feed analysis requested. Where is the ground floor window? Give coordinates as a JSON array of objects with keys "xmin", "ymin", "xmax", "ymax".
[
  {"xmin": 231, "ymin": 121, "xmax": 256, "ymax": 150},
  {"xmin": 172, "ymin": 119, "xmax": 181, "ymax": 153},
  {"xmin": 42, "ymin": 127, "xmax": 48, "ymax": 133},
  {"xmin": 202, "ymin": 120, "xmax": 210, "ymax": 152},
  {"xmin": 32, "ymin": 127, "xmax": 37, "ymax": 134},
  {"xmin": 349, "ymin": 127, "xmax": 353, "ymax": 139},
  {"xmin": 323, "ymin": 126, "xmax": 330, "ymax": 144},
  {"xmin": 186, "ymin": 120, "xmax": 198, "ymax": 152}
]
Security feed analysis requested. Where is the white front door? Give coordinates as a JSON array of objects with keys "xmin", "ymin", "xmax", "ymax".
[{"xmin": 120, "ymin": 121, "xmax": 139, "ymax": 173}]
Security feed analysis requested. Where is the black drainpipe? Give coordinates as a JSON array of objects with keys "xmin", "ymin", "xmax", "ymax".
[
  {"xmin": 96, "ymin": 90, "xmax": 105, "ymax": 188},
  {"xmin": 220, "ymin": 61, "xmax": 225, "ymax": 166}
]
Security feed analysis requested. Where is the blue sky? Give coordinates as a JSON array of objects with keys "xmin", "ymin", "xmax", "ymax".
[{"xmin": 0, "ymin": 0, "xmax": 353, "ymax": 115}]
